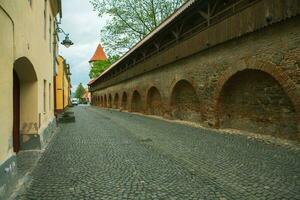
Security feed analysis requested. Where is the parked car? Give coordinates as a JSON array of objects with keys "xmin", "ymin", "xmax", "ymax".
[{"xmin": 71, "ymin": 98, "xmax": 79, "ymax": 106}]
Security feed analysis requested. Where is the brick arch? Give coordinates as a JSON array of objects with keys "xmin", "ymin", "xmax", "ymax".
[
  {"xmin": 170, "ymin": 79, "xmax": 201, "ymax": 122},
  {"xmin": 169, "ymin": 77, "xmax": 198, "ymax": 99},
  {"xmin": 131, "ymin": 90, "xmax": 143, "ymax": 113},
  {"xmin": 121, "ymin": 92, "xmax": 128, "ymax": 110},
  {"xmin": 146, "ymin": 86, "xmax": 163, "ymax": 116},
  {"xmin": 113, "ymin": 93, "xmax": 119, "ymax": 108},
  {"xmin": 213, "ymin": 60, "xmax": 300, "ymax": 140}
]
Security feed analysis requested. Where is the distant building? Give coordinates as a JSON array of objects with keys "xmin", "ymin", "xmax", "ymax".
[
  {"xmin": 55, "ymin": 56, "xmax": 72, "ymax": 113},
  {"xmin": 88, "ymin": 43, "xmax": 109, "ymax": 81},
  {"xmin": 87, "ymin": 43, "xmax": 108, "ymax": 104},
  {"xmin": 82, "ymin": 89, "xmax": 91, "ymax": 103}
]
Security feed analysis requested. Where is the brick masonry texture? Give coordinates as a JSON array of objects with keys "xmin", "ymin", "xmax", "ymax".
[
  {"xmin": 16, "ymin": 107, "xmax": 300, "ymax": 199},
  {"xmin": 92, "ymin": 17, "xmax": 300, "ymax": 141}
]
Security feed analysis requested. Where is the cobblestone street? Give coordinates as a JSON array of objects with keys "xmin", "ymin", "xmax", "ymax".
[{"xmin": 17, "ymin": 106, "xmax": 300, "ymax": 200}]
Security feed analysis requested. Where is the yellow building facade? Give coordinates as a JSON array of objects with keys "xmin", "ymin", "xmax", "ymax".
[
  {"xmin": 0, "ymin": 0, "xmax": 61, "ymax": 197},
  {"xmin": 55, "ymin": 55, "xmax": 71, "ymax": 112}
]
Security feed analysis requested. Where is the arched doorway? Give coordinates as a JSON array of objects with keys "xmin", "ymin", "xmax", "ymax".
[
  {"xmin": 13, "ymin": 71, "xmax": 20, "ymax": 152},
  {"xmin": 170, "ymin": 80, "xmax": 201, "ymax": 122},
  {"xmin": 13, "ymin": 57, "xmax": 38, "ymax": 152},
  {"xmin": 121, "ymin": 92, "xmax": 128, "ymax": 110},
  {"xmin": 114, "ymin": 93, "xmax": 119, "ymax": 108},
  {"xmin": 217, "ymin": 69, "xmax": 298, "ymax": 140},
  {"xmin": 131, "ymin": 90, "xmax": 142, "ymax": 112},
  {"xmin": 147, "ymin": 87, "xmax": 163, "ymax": 116}
]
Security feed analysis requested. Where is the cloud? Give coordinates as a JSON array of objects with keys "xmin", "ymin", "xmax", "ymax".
[{"xmin": 58, "ymin": 0, "xmax": 107, "ymax": 90}]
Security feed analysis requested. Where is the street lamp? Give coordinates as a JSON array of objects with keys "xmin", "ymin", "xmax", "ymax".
[
  {"xmin": 56, "ymin": 27, "xmax": 74, "ymax": 48},
  {"xmin": 61, "ymin": 34, "xmax": 73, "ymax": 48}
]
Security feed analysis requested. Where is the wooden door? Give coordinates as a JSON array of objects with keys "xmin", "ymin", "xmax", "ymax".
[{"xmin": 13, "ymin": 71, "xmax": 20, "ymax": 153}]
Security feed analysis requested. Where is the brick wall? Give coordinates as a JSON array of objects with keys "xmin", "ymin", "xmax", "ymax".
[
  {"xmin": 147, "ymin": 87, "xmax": 163, "ymax": 116},
  {"xmin": 131, "ymin": 91, "xmax": 143, "ymax": 112},
  {"xmin": 170, "ymin": 80, "xmax": 201, "ymax": 123},
  {"xmin": 121, "ymin": 92, "xmax": 128, "ymax": 110},
  {"xmin": 113, "ymin": 93, "xmax": 119, "ymax": 109},
  {"xmin": 218, "ymin": 69, "xmax": 297, "ymax": 140},
  {"xmin": 92, "ymin": 17, "xmax": 300, "ymax": 141}
]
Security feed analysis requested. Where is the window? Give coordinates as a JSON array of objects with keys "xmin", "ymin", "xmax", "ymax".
[
  {"xmin": 44, "ymin": 0, "xmax": 47, "ymax": 40},
  {"xmin": 44, "ymin": 80, "xmax": 47, "ymax": 113}
]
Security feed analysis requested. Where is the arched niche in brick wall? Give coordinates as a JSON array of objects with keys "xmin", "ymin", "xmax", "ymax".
[
  {"xmin": 170, "ymin": 80, "xmax": 201, "ymax": 122},
  {"xmin": 131, "ymin": 90, "xmax": 143, "ymax": 113},
  {"xmin": 114, "ymin": 93, "xmax": 119, "ymax": 109},
  {"xmin": 214, "ymin": 61, "xmax": 300, "ymax": 141},
  {"xmin": 146, "ymin": 86, "xmax": 163, "ymax": 116},
  {"xmin": 121, "ymin": 92, "xmax": 128, "ymax": 110},
  {"xmin": 92, "ymin": 96, "xmax": 95, "ymax": 105},
  {"xmin": 100, "ymin": 96, "xmax": 103, "ymax": 107},
  {"xmin": 108, "ymin": 94, "xmax": 112, "ymax": 108},
  {"xmin": 104, "ymin": 95, "xmax": 107, "ymax": 107}
]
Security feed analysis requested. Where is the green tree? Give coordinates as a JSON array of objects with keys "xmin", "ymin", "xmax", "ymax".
[
  {"xmin": 89, "ymin": 60, "xmax": 111, "ymax": 79},
  {"xmin": 90, "ymin": 0, "xmax": 185, "ymax": 56},
  {"xmin": 75, "ymin": 83, "xmax": 86, "ymax": 99},
  {"xmin": 89, "ymin": 55, "xmax": 120, "ymax": 79}
]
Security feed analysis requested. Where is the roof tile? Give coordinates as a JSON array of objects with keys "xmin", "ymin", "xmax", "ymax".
[{"xmin": 89, "ymin": 44, "xmax": 107, "ymax": 62}]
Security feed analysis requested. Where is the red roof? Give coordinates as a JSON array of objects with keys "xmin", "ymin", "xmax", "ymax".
[{"xmin": 89, "ymin": 44, "xmax": 107, "ymax": 62}]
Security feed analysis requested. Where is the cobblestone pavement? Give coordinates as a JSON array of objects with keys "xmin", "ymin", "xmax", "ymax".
[{"xmin": 16, "ymin": 106, "xmax": 300, "ymax": 200}]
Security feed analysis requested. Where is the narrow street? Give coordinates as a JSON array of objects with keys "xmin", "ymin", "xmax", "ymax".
[{"xmin": 16, "ymin": 106, "xmax": 300, "ymax": 200}]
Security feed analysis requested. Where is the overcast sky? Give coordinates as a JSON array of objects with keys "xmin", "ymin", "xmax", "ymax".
[{"xmin": 59, "ymin": 0, "xmax": 107, "ymax": 91}]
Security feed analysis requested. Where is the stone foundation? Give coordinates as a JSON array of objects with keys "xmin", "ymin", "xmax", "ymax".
[
  {"xmin": 0, "ymin": 117, "xmax": 57, "ymax": 198},
  {"xmin": 0, "ymin": 155, "xmax": 17, "ymax": 200},
  {"xmin": 40, "ymin": 117, "xmax": 57, "ymax": 150}
]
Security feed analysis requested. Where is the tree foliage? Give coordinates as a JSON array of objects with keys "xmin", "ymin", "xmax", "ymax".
[
  {"xmin": 89, "ymin": 55, "xmax": 120, "ymax": 79},
  {"xmin": 90, "ymin": 0, "xmax": 185, "ymax": 56},
  {"xmin": 89, "ymin": 60, "xmax": 111, "ymax": 79},
  {"xmin": 75, "ymin": 83, "xmax": 86, "ymax": 99}
]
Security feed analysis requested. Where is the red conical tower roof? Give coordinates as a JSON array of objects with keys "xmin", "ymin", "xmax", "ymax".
[{"xmin": 89, "ymin": 44, "xmax": 107, "ymax": 63}]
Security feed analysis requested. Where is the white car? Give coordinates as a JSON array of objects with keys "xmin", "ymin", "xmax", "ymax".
[{"xmin": 71, "ymin": 98, "xmax": 79, "ymax": 106}]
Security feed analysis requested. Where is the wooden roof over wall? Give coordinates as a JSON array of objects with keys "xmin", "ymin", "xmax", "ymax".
[{"xmin": 89, "ymin": 0, "xmax": 300, "ymax": 90}]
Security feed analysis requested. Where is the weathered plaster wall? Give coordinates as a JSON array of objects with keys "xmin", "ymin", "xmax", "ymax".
[
  {"xmin": 0, "ymin": 5, "xmax": 14, "ymax": 164},
  {"xmin": 0, "ymin": 0, "xmax": 57, "ymax": 153},
  {"xmin": 0, "ymin": 0, "xmax": 59, "ymax": 197}
]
